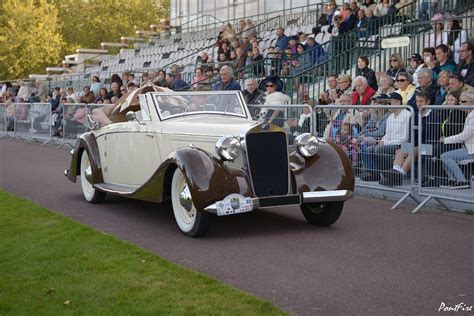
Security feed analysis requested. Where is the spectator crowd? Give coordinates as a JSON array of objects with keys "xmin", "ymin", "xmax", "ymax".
[{"xmin": 1, "ymin": 1, "xmax": 474, "ymax": 190}]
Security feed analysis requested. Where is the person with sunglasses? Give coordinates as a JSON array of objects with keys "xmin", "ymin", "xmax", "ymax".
[
  {"xmin": 386, "ymin": 54, "xmax": 406, "ymax": 82},
  {"xmin": 259, "ymin": 77, "xmax": 290, "ymax": 127},
  {"xmin": 439, "ymin": 91, "xmax": 474, "ymax": 189},
  {"xmin": 395, "ymin": 72, "xmax": 416, "ymax": 105}
]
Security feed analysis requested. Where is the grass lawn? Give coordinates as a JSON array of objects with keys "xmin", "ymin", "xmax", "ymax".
[{"xmin": 0, "ymin": 190, "xmax": 286, "ymax": 315}]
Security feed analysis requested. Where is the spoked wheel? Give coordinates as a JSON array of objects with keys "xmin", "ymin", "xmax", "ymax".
[
  {"xmin": 300, "ymin": 202, "xmax": 344, "ymax": 226},
  {"xmin": 171, "ymin": 168, "xmax": 209, "ymax": 237},
  {"xmin": 80, "ymin": 151, "xmax": 106, "ymax": 203}
]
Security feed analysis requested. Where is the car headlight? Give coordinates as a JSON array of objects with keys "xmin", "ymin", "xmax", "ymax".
[
  {"xmin": 215, "ymin": 136, "xmax": 241, "ymax": 161},
  {"xmin": 295, "ymin": 133, "xmax": 319, "ymax": 158}
]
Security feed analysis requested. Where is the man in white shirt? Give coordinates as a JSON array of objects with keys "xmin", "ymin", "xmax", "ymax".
[{"xmin": 360, "ymin": 92, "xmax": 411, "ymax": 182}]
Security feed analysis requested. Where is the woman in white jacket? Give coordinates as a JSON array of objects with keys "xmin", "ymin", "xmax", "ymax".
[
  {"xmin": 440, "ymin": 91, "xmax": 474, "ymax": 189},
  {"xmin": 259, "ymin": 77, "xmax": 291, "ymax": 127}
]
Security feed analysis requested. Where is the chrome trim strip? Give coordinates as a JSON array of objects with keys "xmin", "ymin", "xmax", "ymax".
[
  {"xmin": 302, "ymin": 190, "xmax": 353, "ymax": 203},
  {"xmin": 204, "ymin": 190, "xmax": 353, "ymax": 214}
]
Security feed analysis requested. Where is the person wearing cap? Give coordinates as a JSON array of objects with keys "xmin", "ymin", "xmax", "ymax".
[
  {"xmin": 456, "ymin": 41, "xmax": 474, "ymax": 86},
  {"xmin": 360, "ymin": 92, "xmax": 411, "ymax": 182},
  {"xmin": 380, "ymin": 91, "xmax": 429, "ymax": 186},
  {"xmin": 425, "ymin": 13, "xmax": 448, "ymax": 48},
  {"xmin": 408, "ymin": 53, "xmax": 423, "ymax": 86},
  {"xmin": 359, "ymin": 94, "xmax": 391, "ymax": 173},
  {"xmin": 165, "ymin": 72, "xmax": 188, "ymax": 90}
]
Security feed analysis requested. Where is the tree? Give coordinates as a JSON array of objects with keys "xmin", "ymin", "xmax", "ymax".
[
  {"xmin": 52, "ymin": 0, "xmax": 169, "ymax": 58},
  {"xmin": 0, "ymin": 0, "xmax": 64, "ymax": 80}
]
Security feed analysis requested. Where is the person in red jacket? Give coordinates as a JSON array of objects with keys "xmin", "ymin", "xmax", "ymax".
[{"xmin": 352, "ymin": 76, "xmax": 376, "ymax": 105}]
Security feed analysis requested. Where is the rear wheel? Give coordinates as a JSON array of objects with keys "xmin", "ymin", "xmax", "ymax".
[
  {"xmin": 300, "ymin": 202, "xmax": 344, "ymax": 226},
  {"xmin": 80, "ymin": 151, "xmax": 106, "ymax": 203},
  {"xmin": 171, "ymin": 168, "xmax": 209, "ymax": 237}
]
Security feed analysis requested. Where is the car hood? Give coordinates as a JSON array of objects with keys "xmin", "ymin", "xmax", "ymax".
[{"xmin": 159, "ymin": 115, "xmax": 258, "ymax": 137}]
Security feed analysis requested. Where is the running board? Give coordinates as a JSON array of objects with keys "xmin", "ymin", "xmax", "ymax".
[{"xmin": 94, "ymin": 183, "xmax": 140, "ymax": 195}]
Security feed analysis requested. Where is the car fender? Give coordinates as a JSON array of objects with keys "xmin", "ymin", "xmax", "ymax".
[
  {"xmin": 290, "ymin": 141, "xmax": 355, "ymax": 194},
  {"xmin": 169, "ymin": 146, "xmax": 253, "ymax": 211},
  {"xmin": 66, "ymin": 132, "xmax": 103, "ymax": 184}
]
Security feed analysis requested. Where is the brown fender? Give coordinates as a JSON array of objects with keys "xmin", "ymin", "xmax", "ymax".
[
  {"xmin": 290, "ymin": 141, "xmax": 355, "ymax": 194},
  {"xmin": 170, "ymin": 146, "xmax": 253, "ymax": 211},
  {"xmin": 66, "ymin": 132, "xmax": 103, "ymax": 184}
]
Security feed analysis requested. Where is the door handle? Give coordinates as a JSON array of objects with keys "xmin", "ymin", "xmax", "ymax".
[{"xmin": 146, "ymin": 134, "xmax": 154, "ymax": 138}]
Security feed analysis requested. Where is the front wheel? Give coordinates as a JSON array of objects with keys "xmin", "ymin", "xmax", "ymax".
[
  {"xmin": 80, "ymin": 150, "xmax": 106, "ymax": 203},
  {"xmin": 300, "ymin": 202, "xmax": 344, "ymax": 226},
  {"xmin": 171, "ymin": 168, "xmax": 209, "ymax": 237}
]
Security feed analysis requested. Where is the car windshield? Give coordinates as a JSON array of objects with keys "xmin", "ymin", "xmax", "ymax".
[{"xmin": 152, "ymin": 91, "xmax": 247, "ymax": 120}]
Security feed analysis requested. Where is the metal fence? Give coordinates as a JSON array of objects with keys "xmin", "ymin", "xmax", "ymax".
[
  {"xmin": 254, "ymin": 104, "xmax": 314, "ymax": 145},
  {"xmin": 3, "ymin": 100, "xmax": 473, "ymax": 212},
  {"xmin": 312, "ymin": 105, "xmax": 420, "ymax": 208},
  {"xmin": 414, "ymin": 105, "xmax": 474, "ymax": 212},
  {"xmin": 0, "ymin": 103, "xmax": 6, "ymax": 137}
]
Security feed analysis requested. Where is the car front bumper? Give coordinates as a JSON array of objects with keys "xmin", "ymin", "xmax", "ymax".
[{"xmin": 204, "ymin": 190, "xmax": 353, "ymax": 214}]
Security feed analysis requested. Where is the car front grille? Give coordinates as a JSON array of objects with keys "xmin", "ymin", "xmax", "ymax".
[{"xmin": 245, "ymin": 131, "xmax": 289, "ymax": 197}]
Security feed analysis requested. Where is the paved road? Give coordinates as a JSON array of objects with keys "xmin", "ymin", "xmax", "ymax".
[{"xmin": 1, "ymin": 139, "xmax": 473, "ymax": 315}]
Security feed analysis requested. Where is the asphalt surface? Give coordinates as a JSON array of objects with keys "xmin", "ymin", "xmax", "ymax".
[{"xmin": 1, "ymin": 138, "xmax": 473, "ymax": 315}]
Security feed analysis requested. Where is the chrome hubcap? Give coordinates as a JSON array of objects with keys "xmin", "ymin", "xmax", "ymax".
[
  {"xmin": 179, "ymin": 184, "xmax": 193, "ymax": 212},
  {"xmin": 84, "ymin": 166, "xmax": 92, "ymax": 184}
]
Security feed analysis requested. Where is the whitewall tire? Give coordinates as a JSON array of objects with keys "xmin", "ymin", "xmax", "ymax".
[
  {"xmin": 171, "ymin": 168, "xmax": 209, "ymax": 237},
  {"xmin": 80, "ymin": 151, "xmax": 106, "ymax": 203}
]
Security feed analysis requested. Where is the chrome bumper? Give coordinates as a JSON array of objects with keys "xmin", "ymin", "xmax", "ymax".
[{"xmin": 204, "ymin": 190, "xmax": 353, "ymax": 213}]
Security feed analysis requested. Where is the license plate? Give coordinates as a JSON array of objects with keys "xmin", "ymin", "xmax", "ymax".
[{"xmin": 216, "ymin": 194, "xmax": 253, "ymax": 216}]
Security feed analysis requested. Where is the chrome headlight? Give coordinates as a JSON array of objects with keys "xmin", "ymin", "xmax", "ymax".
[
  {"xmin": 215, "ymin": 136, "xmax": 241, "ymax": 161},
  {"xmin": 295, "ymin": 133, "xmax": 319, "ymax": 158}
]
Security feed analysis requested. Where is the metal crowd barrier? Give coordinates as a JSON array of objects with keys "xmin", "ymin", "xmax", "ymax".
[
  {"xmin": 6, "ymin": 103, "xmax": 52, "ymax": 145},
  {"xmin": 255, "ymin": 104, "xmax": 314, "ymax": 145},
  {"xmin": 414, "ymin": 105, "xmax": 474, "ymax": 213},
  {"xmin": 0, "ymin": 103, "xmax": 6, "ymax": 137},
  {"xmin": 30, "ymin": 103, "xmax": 52, "ymax": 145},
  {"xmin": 57, "ymin": 103, "xmax": 87, "ymax": 148},
  {"xmin": 312, "ymin": 105, "xmax": 418, "ymax": 209}
]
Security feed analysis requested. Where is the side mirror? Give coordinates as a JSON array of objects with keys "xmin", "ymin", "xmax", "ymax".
[{"xmin": 126, "ymin": 111, "xmax": 136, "ymax": 122}]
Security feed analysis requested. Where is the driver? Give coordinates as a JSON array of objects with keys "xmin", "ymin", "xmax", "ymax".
[{"xmin": 188, "ymin": 94, "xmax": 208, "ymax": 112}]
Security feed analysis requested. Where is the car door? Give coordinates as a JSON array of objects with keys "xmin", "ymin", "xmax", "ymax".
[{"xmin": 97, "ymin": 97, "xmax": 161, "ymax": 187}]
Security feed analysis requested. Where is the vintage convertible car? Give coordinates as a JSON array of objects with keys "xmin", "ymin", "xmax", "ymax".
[{"xmin": 65, "ymin": 89, "xmax": 354, "ymax": 237}]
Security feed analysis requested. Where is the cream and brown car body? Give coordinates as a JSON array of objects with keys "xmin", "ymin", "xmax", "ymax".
[{"xmin": 66, "ymin": 91, "xmax": 354, "ymax": 237}]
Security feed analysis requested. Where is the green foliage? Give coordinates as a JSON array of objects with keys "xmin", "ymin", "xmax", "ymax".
[
  {"xmin": 0, "ymin": 0, "xmax": 170, "ymax": 80},
  {"xmin": 0, "ymin": 190, "xmax": 286, "ymax": 315},
  {"xmin": 52, "ymin": 0, "xmax": 169, "ymax": 58},
  {"xmin": 0, "ymin": 0, "xmax": 64, "ymax": 80}
]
